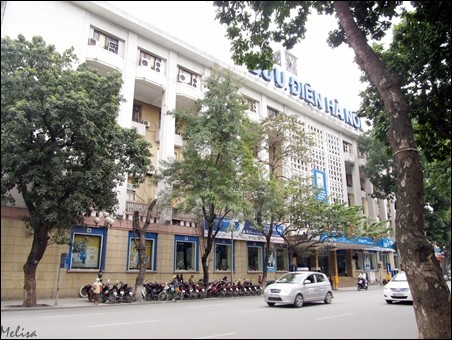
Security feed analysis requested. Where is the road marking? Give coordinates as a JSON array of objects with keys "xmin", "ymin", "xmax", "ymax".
[
  {"xmin": 88, "ymin": 320, "xmax": 159, "ymax": 327},
  {"xmin": 193, "ymin": 332, "xmax": 236, "ymax": 339},
  {"xmin": 41, "ymin": 313, "xmax": 104, "ymax": 318},
  {"xmin": 240, "ymin": 309, "xmax": 269, "ymax": 313},
  {"xmin": 318, "ymin": 313, "xmax": 354, "ymax": 320}
]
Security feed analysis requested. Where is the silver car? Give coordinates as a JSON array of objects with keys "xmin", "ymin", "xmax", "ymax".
[{"xmin": 264, "ymin": 271, "xmax": 334, "ymax": 308}]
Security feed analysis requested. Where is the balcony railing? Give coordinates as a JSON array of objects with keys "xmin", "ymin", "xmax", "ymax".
[{"xmin": 125, "ymin": 201, "xmax": 150, "ymax": 216}]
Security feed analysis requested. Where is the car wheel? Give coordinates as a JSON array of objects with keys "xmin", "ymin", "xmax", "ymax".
[
  {"xmin": 267, "ymin": 302, "xmax": 275, "ymax": 307},
  {"xmin": 385, "ymin": 300, "xmax": 393, "ymax": 304},
  {"xmin": 324, "ymin": 292, "xmax": 333, "ymax": 304},
  {"xmin": 293, "ymin": 294, "xmax": 304, "ymax": 308}
]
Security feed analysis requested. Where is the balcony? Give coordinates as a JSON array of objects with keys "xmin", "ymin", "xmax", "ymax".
[
  {"xmin": 86, "ymin": 44, "xmax": 123, "ymax": 74},
  {"xmin": 343, "ymin": 152, "xmax": 355, "ymax": 163},
  {"xmin": 154, "ymin": 130, "xmax": 183, "ymax": 148},
  {"xmin": 131, "ymin": 121, "xmax": 147, "ymax": 136},
  {"xmin": 125, "ymin": 201, "xmax": 150, "ymax": 217},
  {"xmin": 172, "ymin": 208, "xmax": 199, "ymax": 224}
]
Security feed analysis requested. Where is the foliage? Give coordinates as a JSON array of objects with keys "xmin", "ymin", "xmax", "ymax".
[
  {"xmin": 356, "ymin": 132, "xmax": 396, "ymax": 200},
  {"xmin": 156, "ymin": 70, "xmax": 253, "ymax": 283},
  {"xmin": 1, "ymin": 35, "xmax": 153, "ymax": 229},
  {"xmin": 212, "ymin": 2, "xmax": 451, "ymax": 338},
  {"xmin": 1, "ymin": 34, "xmax": 153, "ymax": 305},
  {"xmin": 278, "ymin": 176, "xmax": 390, "ymax": 252},
  {"xmin": 357, "ymin": 1, "xmax": 451, "ymax": 162},
  {"xmin": 213, "ymin": 1, "xmax": 401, "ymax": 70}
]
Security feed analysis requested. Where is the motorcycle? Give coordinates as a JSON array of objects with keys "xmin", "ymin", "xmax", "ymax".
[{"xmin": 357, "ymin": 277, "xmax": 368, "ymax": 291}]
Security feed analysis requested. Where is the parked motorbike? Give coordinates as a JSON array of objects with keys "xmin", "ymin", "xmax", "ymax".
[{"xmin": 357, "ymin": 277, "xmax": 368, "ymax": 291}]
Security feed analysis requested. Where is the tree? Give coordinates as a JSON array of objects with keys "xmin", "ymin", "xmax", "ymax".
[
  {"xmin": 157, "ymin": 70, "xmax": 253, "ymax": 284},
  {"xmin": 357, "ymin": 2, "xmax": 451, "ymax": 278},
  {"xmin": 1, "ymin": 35, "xmax": 153, "ymax": 307},
  {"xmin": 213, "ymin": 2, "xmax": 450, "ymax": 338},
  {"xmin": 280, "ymin": 180, "xmax": 390, "ymax": 251},
  {"xmin": 244, "ymin": 112, "xmax": 313, "ymax": 285},
  {"xmin": 131, "ymin": 198, "xmax": 157, "ymax": 303}
]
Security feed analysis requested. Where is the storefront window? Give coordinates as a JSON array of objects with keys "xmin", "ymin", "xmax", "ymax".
[
  {"xmin": 354, "ymin": 252, "xmax": 363, "ymax": 270},
  {"xmin": 127, "ymin": 232, "xmax": 157, "ymax": 271},
  {"xmin": 215, "ymin": 240, "xmax": 232, "ymax": 271},
  {"xmin": 369, "ymin": 252, "xmax": 377, "ymax": 270},
  {"xmin": 174, "ymin": 235, "xmax": 198, "ymax": 271},
  {"xmin": 276, "ymin": 246, "xmax": 289, "ymax": 271},
  {"xmin": 247, "ymin": 242, "xmax": 263, "ymax": 271},
  {"xmin": 69, "ymin": 227, "xmax": 105, "ymax": 270}
]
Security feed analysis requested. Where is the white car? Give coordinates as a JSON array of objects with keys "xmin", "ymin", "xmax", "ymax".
[
  {"xmin": 383, "ymin": 271, "xmax": 413, "ymax": 303},
  {"xmin": 264, "ymin": 271, "xmax": 334, "ymax": 308}
]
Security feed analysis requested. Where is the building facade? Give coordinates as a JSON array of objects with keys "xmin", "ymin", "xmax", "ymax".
[{"xmin": 1, "ymin": 1, "xmax": 398, "ymax": 300}]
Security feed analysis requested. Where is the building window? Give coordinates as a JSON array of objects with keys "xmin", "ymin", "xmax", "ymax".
[
  {"xmin": 127, "ymin": 182, "xmax": 137, "ymax": 201},
  {"xmin": 354, "ymin": 252, "xmax": 363, "ymax": 270},
  {"xmin": 127, "ymin": 232, "xmax": 157, "ymax": 271},
  {"xmin": 369, "ymin": 252, "xmax": 377, "ymax": 270},
  {"xmin": 132, "ymin": 104, "xmax": 141, "ymax": 123},
  {"xmin": 214, "ymin": 240, "xmax": 232, "ymax": 271},
  {"xmin": 174, "ymin": 235, "xmax": 198, "ymax": 271},
  {"xmin": 69, "ymin": 227, "xmax": 106, "ymax": 270},
  {"xmin": 177, "ymin": 68, "xmax": 199, "ymax": 88},
  {"xmin": 139, "ymin": 50, "xmax": 163, "ymax": 72},
  {"xmin": 247, "ymin": 242, "xmax": 264, "ymax": 271},
  {"xmin": 343, "ymin": 141, "xmax": 352, "ymax": 154},
  {"xmin": 245, "ymin": 97, "xmax": 258, "ymax": 113},
  {"xmin": 92, "ymin": 29, "xmax": 119, "ymax": 54},
  {"xmin": 276, "ymin": 246, "xmax": 289, "ymax": 271},
  {"xmin": 267, "ymin": 107, "xmax": 279, "ymax": 117}
]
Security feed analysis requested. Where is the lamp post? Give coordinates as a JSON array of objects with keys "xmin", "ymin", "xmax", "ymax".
[{"xmin": 230, "ymin": 226, "xmax": 234, "ymax": 284}]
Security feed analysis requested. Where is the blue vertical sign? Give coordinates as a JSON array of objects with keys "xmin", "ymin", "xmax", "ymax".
[{"xmin": 314, "ymin": 169, "xmax": 328, "ymax": 203}]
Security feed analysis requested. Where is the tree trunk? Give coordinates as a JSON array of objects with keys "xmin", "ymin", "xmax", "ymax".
[
  {"xmin": 201, "ymin": 236, "xmax": 214, "ymax": 284},
  {"xmin": 133, "ymin": 199, "xmax": 156, "ymax": 303},
  {"xmin": 23, "ymin": 224, "xmax": 50, "ymax": 307},
  {"xmin": 333, "ymin": 2, "xmax": 451, "ymax": 338}
]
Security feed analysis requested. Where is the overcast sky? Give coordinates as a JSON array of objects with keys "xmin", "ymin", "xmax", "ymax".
[{"xmin": 107, "ymin": 1, "xmax": 366, "ymax": 110}]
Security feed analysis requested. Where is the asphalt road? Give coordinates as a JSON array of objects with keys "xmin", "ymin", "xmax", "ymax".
[{"xmin": 1, "ymin": 286, "xmax": 421, "ymax": 339}]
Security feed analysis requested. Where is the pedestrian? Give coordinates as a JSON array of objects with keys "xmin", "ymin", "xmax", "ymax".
[
  {"xmin": 188, "ymin": 274, "xmax": 195, "ymax": 286},
  {"xmin": 92, "ymin": 277, "xmax": 103, "ymax": 305},
  {"xmin": 170, "ymin": 275, "xmax": 179, "ymax": 302}
]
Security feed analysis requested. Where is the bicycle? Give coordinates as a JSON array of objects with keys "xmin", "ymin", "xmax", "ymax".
[{"xmin": 158, "ymin": 283, "xmax": 183, "ymax": 303}]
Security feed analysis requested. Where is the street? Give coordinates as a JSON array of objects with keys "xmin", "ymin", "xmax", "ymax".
[{"xmin": 1, "ymin": 287, "xmax": 419, "ymax": 339}]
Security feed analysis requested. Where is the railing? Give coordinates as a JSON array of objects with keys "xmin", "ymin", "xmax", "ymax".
[{"xmin": 125, "ymin": 201, "xmax": 150, "ymax": 216}]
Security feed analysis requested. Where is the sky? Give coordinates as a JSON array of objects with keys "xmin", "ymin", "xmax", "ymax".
[{"xmin": 107, "ymin": 1, "xmax": 366, "ymax": 111}]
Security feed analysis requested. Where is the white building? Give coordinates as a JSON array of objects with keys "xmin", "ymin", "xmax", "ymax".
[{"xmin": 1, "ymin": 1, "xmax": 398, "ymax": 298}]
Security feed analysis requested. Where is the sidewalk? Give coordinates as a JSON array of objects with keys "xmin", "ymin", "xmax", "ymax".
[{"xmin": 1, "ymin": 284, "xmax": 380, "ymax": 312}]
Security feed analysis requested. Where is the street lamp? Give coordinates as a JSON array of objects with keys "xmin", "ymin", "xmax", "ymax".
[
  {"xmin": 231, "ymin": 226, "xmax": 234, "ymax": 284},
  {"xmin": 228, "ymin": 220, "xmax": 239, "ymax": 284},
  {"xmin": 93, "ymin": 212, "xmax": 114, "ymax": 229}
]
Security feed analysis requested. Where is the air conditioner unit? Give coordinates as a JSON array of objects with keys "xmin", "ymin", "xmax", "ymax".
[
  {"xmin": 154, "ymin": 60, "xmax": 161, "ymax": 72},
  {"xmin": 192, "ymin": 75, "xmax": 198, "ymax": 88},
  {"xmin": 140, "ymin": 58, "xmax": 150, "ymax": 67},
  {"xmin": 142, "ymin": 120, "xmax": 150, "ymax": 128},
  {"xmin": 178, "ymin": 74, "xmax": 187, "ymax": 83},
  {"xmin": 178, "ymin": 69, "xmax": 190, "ymax": 83},
  {"xmin": 88, "ymin": 38, "xmax": 97, "ymax": 45},
  {"xmin": 107, "ymin": 41, "xmax": 118, "ymax": 53}
]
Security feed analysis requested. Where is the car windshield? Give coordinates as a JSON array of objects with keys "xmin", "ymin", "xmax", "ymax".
[
  {"xmin": 392, "ymin": 272, "xmax": 407, "ymax": 282},
  {"xmin": 275, "ymin": 273, "xmax": 303, "ymax": 284}
]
